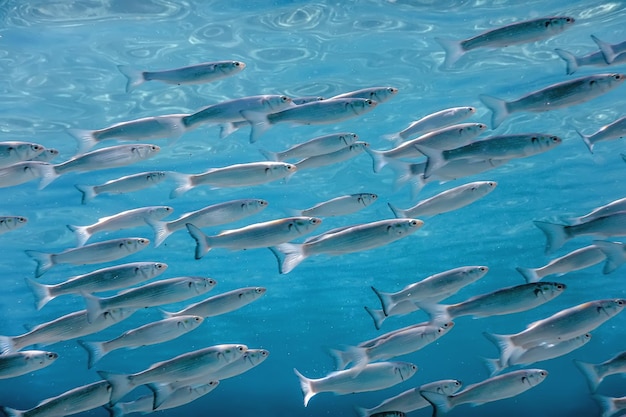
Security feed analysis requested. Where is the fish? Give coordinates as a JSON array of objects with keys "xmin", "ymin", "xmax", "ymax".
[
  {"xmin": 593, "ymin": 240, "xmax": 626, "ymax": 274},
  {"xmin": 484, "ymin": 333, "xmax": 591, "ymax": 376},
  {"xmin": 574, "ymin": 350, "xmax": 626, "ymax": 392},
  {"xmin": 0, "ymin": 308, "xmax": 135, "ymax": 354},
  {"xmin": 516, "ymin": 245, "xmax": 606, "ymax": 283},
  {"xmin": 148, "ymin": 198, "xmax": 268, "ymax": 247},
  {"xmin": 82, "ymin": 276, "xmax": 217, "ymax": 323},
  {"xmin": 480, "ymin": 73, "xmax": 625, "ymax": 128},
  {"xmin": 592, "ymin": 35, "xmax": 626, "ymax": 64},
  {"xmin": 420, "ymin": 369, "xmax": 548, "ymax": 414},
  {"xmin": 117, "ymin": 60, "xmax": 245, "ymax": 92},
  {"xmin": 355, "ymin": 379, "xmax": 463, "ymax": 417},
  {"xmin": 243, "ymin": 97, "xmax": 378, "ymax": 142},
  {"xmin": 169, "ymin": 161, "xmax": 296, "ymax": 198},
  {"xmin": 294, "ymin": 142, "xmax": 369, "ymax": 171},
  {"xmin": 554, "ymin": 45, "xmax": 626, "ymax": 75},
  {"xmin": 28, "ymin": 148, "xmax": 59, "ymax": 162},
  {"xmin": 371, "ymin": 265, "xmax": 489, "ymax": 316},
  {"xmin": 592, "ymin": 394, "xmax": 626, "ymax": 417},
  {"xmin": 370, "ymin": 412, "xmax": 405, "ymax": 417},
  {"xmin": 418, "ymin": 133, "xmax": 562, "ymax": 178},
  {"xmin": 75, "ymin": 171, "xmax": 167, "ymax": 204},
  {"xmin": 67, "ymin": 206, "xmax": 174, "ymax": 246},
  {"xmin": 67, "ymin": 114, "xmax": 187, "ymax": 154},
  {"xmin": 576, "ymin": 115, "xmax": 626, "ymax": 153},
  {"xmin": 383, "ymin": 106, "xmax": 476, "ymax": 143},
  {"xmin": 483, "ymin": 299, "xmax": 625, "ymax": 366},
  {"xmin": 0, "ymin": 161, "xmax": 58, "ymax": 190},
  {"xmin": 364, "ymin": 301, "xmax": 419, "ymax": 330},
  {"xmin": 25, "ymin": 237, "xmax": 151, "ymax": 277},
  {"xmin": 435, "ymin": 16, "xmax": 574, "ymax": 69},
  {"xmin": 259, "ymin": 132, "xmax": 359, "ymax": 162},
  {"xmin": 161, "ymin": 287, "xmax": 266, "ymax": 318},
  {"xmin": 53, "ymin": 143, "xmax": 160, "ymax": 175},
  {"xmin": 534, "ymin": 211, "xmax": 626, "ymax": 254},
  {"xmin": 330, "ymin": 86, "xmax": 399, "ymax": 102},
  {"xmin": 389, "ymin": 181, "xmax": 496, "ymax": 218},
  {"xmin": 98, "ymin": 343, "xmax": 247, "ymax": 404},
  {"xmin": 0, "ymin": 216, "xmax": 27, "ymax": 234},
  {"xmin": 270, "ymin": 218, "xmax": 424, "ymax": 274},
  {"xmin": 294, "ymin": 361, "xmax": 418, "ymax": 407},
  {"xmin": 563, "ymin": 197, "xmax": 626, "ymax": 225},
  {"xmin": 0, "ymin": 141, "xmax": 45, "ymax": 168},
  {"xmin": 77, "ymin": 315, "xmax": 204, "ymax": 368},
  {"xmin": 419, "ymin": 282, "xmax": 566, "ymax": 325},
  {"xmin": 186, "ymin": 216, "xmax": 322, "ymax": 259},
  {"xmin": 1, "ymin": 380, "xmax": 113, "ymax": 417},
  {"xmin": 0, "ymin": 350, "xmax": 58, "ymax": 379},
  {"xmin": 294, "ymin": 193, "xmax": 378, "ymax": 217},
  {"xmin": 25, "ymin": 262, "xmax": 168, "ymax": 310}
]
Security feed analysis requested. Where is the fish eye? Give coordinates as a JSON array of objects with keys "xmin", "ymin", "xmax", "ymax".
[
  {"xmin": 194, "ymin": 317, "xmax": 201, "ymax": 322},
  {"xmin": 32, "ymin": 144, "xmax": 43, "ymax": 150},
  {"xmin": 614, "ymin": 74, "xmax": 623, "ymax": 80},
  {"xmin": 566, "ymin": 17, "xmax": 574, "ymax": 23},
  {"xmin": 234, "ymin": 62, "xmax": 241, "ymax": 66},
  {"xmin": 556, "ymin": 283, "xmax": 565, "ymax": 290},
  {"xmin": 259, "ymin": 200, "xmax": 268, "ymax": 206},
  {"xmin": 151, "ymin": 145, "xmax": 159, "ymax": 151},
  {"xmin": 209, "ymin": 279, "xmax": 217, "ymax": 285},
  {"xmin": 280, "ymin": 96, "xmax": 290, "ymax": 102},
  {"xmin": 286, "ymin": 164, "xmax": 296, "ymax": 171},
  {"xmin": 617, "ymin": 299, "xmax": 625, "ymax": 306},
  {"xmin": 366, "ymin": 99, "xmax": 373, "ymax": 104},
  {"xmin": 255, "ymin": 288, "xmax": 264, "ymax": 293},
  {"xmin": 155, "ymin": 263, "xmax": 165, "ymax": 269},
  {"xmin": 540, "ymin": 371, "xmax": 547, "ymax": 376}
]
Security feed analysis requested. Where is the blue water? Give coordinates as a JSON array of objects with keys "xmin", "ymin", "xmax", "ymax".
[{"xmin": 1, "ymin": 1, "xmax": 625, "ymax": 416}]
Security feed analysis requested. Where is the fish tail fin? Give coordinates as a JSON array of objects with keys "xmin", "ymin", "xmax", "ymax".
[
  {"xmin": 482, "ymin": 356, "xmax": 504, "ymax": 377},
  {"xmin": 0, "ymin": 407, "xmax": 24, "ymax": 417},
  {"xmin": 327, "ymin": 345, "xmax": 368, "ymax": 371},
  {"xmin": 36, "ymin": 163, "xmax": 58, "ymax": 190},
  {"xmin": 364, "ymin": 147, "xmax": 389, "ymax": 173},
  {"xmin": 117, "ymin": 65, "xmax": 146, "ymax": 92},
  {"xmin": 417, "ymin": 302, "xmax": 452, "ymax": 325},
  {"xmin": 554, "ymin": 48, "xmax": 579, "ymax": 75},
  {"xmin": 483, "ymin": 332, "xmax": 517, "ymax": 367},
  {"xmin": 575, "ymin": 128, "xmax": 594, "ymax": 153},
  {"xmin": 387, "ymin": 202, "xmax": 407, "ymax": 219},
  {"xmin": 293, "ymin": 368, "xmax": 316, "ymax": 407},
  {"xmin": 157, "ymin": 115, "xmax": 187, "ymax": 145},
  {"xmin": 593, "ymin": 240, "xmax": 626, "ymax": 274},
  {"xmin": 591, "ymin": 35, "xmax": 617, "ymax": 64},
  {"xmin": 146, "ymin": 219, "xmax": 172, "ymax": 248},
  {"xmin": 479, "ymin": 94, "xmax": 509, "ymax": 129},
  {"xmin": 241, "ymin": 110, "xmax": 272, "ymax": 143},
  {"xmin": 364, "ymin": 305, "xmax": 386, "ymax": 330},
  {"xmin": 574, "ymin": 359, "xmax": 602, "ymax": 392},
  {"xmin": 98, "ymin": 370, "xmax": 134, "ymax": 404},
  {"xmin": 66, "ymin": 128, "xmax": 98, "ymax": 154},
  {"xmin": 169, "ymin": 172, "xmax": 194, "ymax": 199},
  {"xmin": 104, "ymin": 403, "xmax": 124, "ymax": 417},
  {"xmin": 420, "ymin": 389, "xmax": 452, "ymax": 416},
  {"xmin": 259, "ymin": 148, "xmax": 280, "ymax": 162},
  {"xmin": 370, "ymin": 286, "xmax": 394, "ymax": 316},
  {"xmin": 269, "ymin": 243, "xmax": 306, "ymax": 274},
  {"xmin": 24, "ymin": 277, "xmax": 54, "ymax": 310},
  {"xmin": 354, "ymin": 405, "xmax": 371, "ymax": 417},
  {"xmin": 219, "ymin": 122, "xmax": 243, "ymax": 139},
  {"xmin": 82, "ymin": 292, "xmax": 105, "ymax": 323},
  {"xmin": 67, "ymin": 224, "xmax": 92, "ymax": 247},
  {"xmin": 147, "ymin": 382, "xmax": 174, "ymax": 410},
  {"xmin": 74, "ymin": 184, "xmax": 96, "ymax": 204},
  {"xmin": 415, "ymin": 145, "xmax": 445, "ymax": 179},
  {"xmin": 515, "ymin": 266, "xmax": 541, "ymax": 283},
  {"xmin": 326, "ymin": 346, "xmax": 353, "ymax": 370},
  {"xmin": 533, "ymin": 220, "xmax": 569, "ymax": 254},
  {"xmin": 593, "ymin": 394, "xmax": 618, "ymax": 417},
  {"xmin": 77, "ymin": 339, "xmax": 108, "ymax": 369},
  {"xmin": 185, "ymin": 223, "xmax": 212, "ymax": 259},
  {"xmin": 434, "ymin": 37, "xmax": 464, "ymax": 69},
  {"xmin": 25, "ymin": 250, "xmax": 54, "ymax": 278},
  {"xmin": 0, "ymin": 335, "xmax": 16, "ymax": 354},
  {"xmin": 159, "ymin": 308, "xmax": 176, "ymax": 319}
]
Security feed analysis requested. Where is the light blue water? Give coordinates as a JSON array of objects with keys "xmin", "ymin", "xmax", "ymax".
[{"xmin": 0, "ymin": 1, "xmax": 625, "ymax": 416}]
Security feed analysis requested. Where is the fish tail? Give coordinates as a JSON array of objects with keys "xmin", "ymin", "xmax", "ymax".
[
  {"xmin": 67, "ymin": 224, "xmax": 92, "ymax": 247},
  {"xmin": 575, "ymin": 128, "xmax": 594, "ymax": 153},
  {"xmin": 482, "ymin": 356, "xmax": 504, "ymax": 377},
  {"xmin": 353, "ymin": 405, "xmax": 371, "ymax": 417},
  {"xmin": 98, "ymin": 370, "xmax": 135, "ymax": 405},
  {"xmin": 157, "ymin": 115, "xmax": 187, "ymax": 145},
  {"xmin": 0, "ymin": 407, "xmax": 24, "ymax": 417},
  {"xmin": 326, "ymin": 346, "xmax": 352, "ymax": 370},
  {"xmin": 159, "ymin": 308, "xmax": 176, "ymax": 319},
  {"xmin": 327, "ymin": 345, "xmax": 367, "ymax": 371},
  {"xmin": 574, "ymin": 359, "xmax": 602, "ymax": 392},
  {"xmin": 82, "ymin": 292, "xmax": 105, "ymax": 324},
  {"xmin": 169, "ymin": 172, "xmax": 194, "ymax": 199},
  {"xmin": 74, "ymin": 184, "xmax": 96, "ymax": 204},
  {"xmin": 363, "ymin": 305, "xmax": 387, "ymax": 330},
  {"xmin": 258, "ymin": 148, "xmax": 280, "ymax": 162},
  {"xmin": 554, "ymin": 48, "xmax": 579, "ymax": 75},
  {"xmin": 77, "ymin": 339, "xmax": 108, "ymax": 369},
  {"xmin": 434, "ymin": 37, "xmax": 464, "ymax": 70},
  {"xmin": 593, "ymin": 240, "xmax": 625, "ymax": 274},
  {"xmin": 36, "ymin": 163, "xmax": 59, "ymax": 190},
  {"xmin": 147, "ymin": 382, "xmax": 174, "ymax": 410},
  {"xmin": 417, "ymin": 302, "xmax": 452, "ymax": 325},
  {"xmin": 185, "ymin": 223, "xmax": 212, "ymax": 259},
  {"xmin": 515, "ymin": 266, "xmax": 541, "ymax": 283},
  {"xmin": 219, "ymin": 122, "xmax": 242, "ymax": 139},
  {"xmin": 66, "ymin": 128, "xmax": 98, "ymax": 154},
  {"xmin": 269, "ymin": 243, "xmax": 306, "ymax": 274},
  {"xmin": 25, "ymin": 250, "xmax": 55, "ymax": 278},
  {"xmin": 24, "ymin": 277, "xmax": 54, "ymax": 310},
  {"xmin": 116, "ymin": 65, "xmax": 146, "ymax": 93},
  {"xmin": 479, "ymin": 94, "xmax": 509, "ymax": 129},
  {"xmin": 387, "ymin": 202, "xmax": 407, "ymax": 219},
  {"xmin": 146, "ymin": 219, "xmax": 172, "ymax": 248},
  {"xmin": 533, "ymin": 220, "xmax": 569, "ymax": 254},
  {"xmin": 104, "ymin": 403, "xmax": 125, "ymax": 417},
  {"xmin": 591, "ymin": 35, "xmax": 617, "ymax": 64},
  {"xmin": 370, "ymin": 286, "xmax": 395, "ymax": 316},
  {"xmin": 420, "ymin": 389, "xmax": 452, "ymax": 416},
  {"xmin": 364, "ymin": 147, "xmax": 388, "ymax": 173},
  {"xmin": 0, "ymin": 335, "xmax": 16, "ymax": 354},
  {"xmin": 293, "ymin": 368, "xmax": 317, "ymax": 407},
  {"xmin": 593, "ymin": 394, "xmax": 618, "ymax": 417},
  {"xmin": 241, "ymin": 110, "xmax": 272, "ymax": 143},
  {"xmin": 482, "ymin": 332, "xmax": 518, "ymax": 367},
  {"xmin": 415, "ymin": 145, "xmax": 445, "ymax": 179}
]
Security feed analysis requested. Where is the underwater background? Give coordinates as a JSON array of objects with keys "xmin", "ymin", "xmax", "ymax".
[{"xmin": 0, "ymin": 0, "xmax": 625, "ymax": 416}]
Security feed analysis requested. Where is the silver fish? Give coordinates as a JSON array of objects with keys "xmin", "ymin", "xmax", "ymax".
[
  {"xmin": 149, "ymin": 199, "xmax": 268, "ymax": 247},
  {"xmin": 0, "ymin": 350, "xmax": 58, "ymax": 379},
  {"xmin": 75, "ymin": 171, "xmax": 167, "ymax": 204},
  {"xmin": 162, "ymin": 287, "xmax": 266, "ymax": 318},
  {"xmin": 592, "ymin": 394, "xmax": 626, "ymax": 417},
  {"xmin": 186, "ymin": 216, "xmax": 322, "ymax": 259},
  {"xmin": 259, "ymin": 132, "xmax": 359, "ymax": 162},
  {"xmin": 593, "ymin": 240, "xmax": 626, "ymax": 274},
  {"xmin": 25, "ymin": 237, "xmax": 151, "ymax": 277},
  {"xmin": 0, "ymin": 216, "xmax": 27, "ymax": 235},
  {"xmin": 364, "ymin": 301, "xmax": 419, "ymax": 330},
  {"xmin": 564, "ymin": 197, "xmax": 626, "ymax": 225},
  {"xmin": 0, "ymin": 161, "xmax": 58, "ymax": 190},
  {"xmin": 436, "ymin": 16, "xmax": 574, "ymax": 68},
  {"xmin": 54, "ymin": 144, "xmax": 160, "ymax": 175},
  {"xmin": 516, "ymin": 245, "xmax": 606, "ymax": 283},
  {"xmin": 294, "ymin": 361, "xmax": 418, "ymax": 407},
  {"xmin": 271, "ymin": 218, "xmax": 424, "ymax": 274},
  {"xmin": 118, "ymin": 60, "xmax": 245, "ymax": 92},
  {"xmin": 296, "ymin": 193, "xmax": 378, "ymax": 217},
  {"xmin": 555, "ymin": 45, "xmax": 626, "ymax": 75},
  {"xmin": 592, "ymin": 35, "xmax": 626, "ymax": 64},
  {"xmin": 384, "ymin": 106, "xmax": 476, "ymax": 143},
  {"xmin": 577, "ymin": 115, "xmax": 626, "ymax": 153},
  {"xmin": 25, "ymin": 262, "xmax": 168, "ymax": 310},
  {"xmin": 574, "ymin": 350, "xmax": 626, "ymax": 392},
  {"xmin": 77, "ymin": 315, "xmax": 204, "ymax": 368},
  {"xmin": 0, "ymin": 141, "xmax": 45, "ymax": 168},
  {"xmin": 28, "ymin": 148, "xmax": 59, "ymax": 162},
  {"xmin": 480, "ymin": 73, "xmax": 625, "ymax": 128},
  {"xmin": 330, "ymin": 86, "xmax": 399, "ymax": 103},
  {"xmin": 295, "ymin": 142, "xmax": 369, "ymax": 171}
]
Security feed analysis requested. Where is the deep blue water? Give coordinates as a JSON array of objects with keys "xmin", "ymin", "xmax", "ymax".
[{"xmin": 0, "ymin": 1, "xmax": 625, "ymax": 416}]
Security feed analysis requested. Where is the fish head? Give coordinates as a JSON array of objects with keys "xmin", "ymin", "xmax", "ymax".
[
  {"xmin": 349, "ymin": 98, "xmax": 378, "ymax": 115},
  {"xmin": 216, "ymin": 344, "xmax": 248, "ymax": 364},
  {"xmin": 521, "ymin": 369, "xmax": 549, "ymax": 387},
  {"xmin": 220, "ymin": 60, "xmax": 245, "ymax": 74},
  {"xmin": 370, "ymin": 86, "xmax": 399, "ymax": 103},
  {"xmin": 148, "ymin": 171, "xmax": 167, "ymax": 182},
  {"xmin": 153, "ymin": 206, "xmax": 175, "ymax": 219},
  {"xmin": 245, "ymin": 349, "xmax": 270, "ymax": 366},
  {"xmin": 243, "ymin": 287, "xmax": 267, "ymax": 301},
  {"xmin": 246, "ymin": 199, "xmax": 269, "ymax": 212},
  {"xmin": 122, "ymin": 238, "xmax": 150, "ymax": 252},
  {"xmin": 578, "ymin": 333, "xmax": 592, "ymax": 346},
  {"xmin": 271, "ymin": 162, "xmax": 297, "ymax": 177},
  {"xmin": 131, "ymin": 144, "xmax": 160, "ymax": 158},
  {"xmin": 357, "ymin": 193, "xmax": 378, "ymax": 206},
  {"xmin": 597, "ymin": 298, "xmax": 626, "ymax": 316},
  {"xmin": 196, "ymin": 381, "xmax": 220, "ymax": 395},
  {"xmin": 180, "ymin": 315, "xmax": 204, "ymax": 329},
  {"xmin": 434, "ymin": 379, "xmax": 463, "ymax": 395},
  {"xmin": 545, "ymin": 16, "xmax": 575, "ymax": 32},
  {"xmin": 388, "ymin": 219, "xmax": 424, "ymax": 235},
  {"xmin": 193, "ymin": 277, "xmax": 217, "ymax": 293},
  {"xmin": 339, "ymin": 132, "xmax": 359, "ymax": 146},
  {"xmin": 591, "ymin": 73, "xmax": 626, "ymax": 92},
  {"xmin": 534, "ymin": 282, "xmax": 566, "ymax": 300},
  {"xmin": 289, "ymin": 217, "xmax": 322, "ymax": 234},
  {"xmin": 395, "ymin": 362, "xmax": 418, "ymax": 381},
  {"xmin": 145, "ymin": 262, "xmax": 168, "ymax": 278},
  {"xmin": 103, "ymin": 307, "xmax": 136, "ymax": 322},
  {"xmin": 264, "ymin": 95, "xmax": 293, "ymax": 111},
  {"xmin": 464, "ymin": 122, "xmax": 488, "ymax": 137}
]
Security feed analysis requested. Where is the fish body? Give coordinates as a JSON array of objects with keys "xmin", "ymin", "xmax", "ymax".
[
  {"xmin": 0, "ymin": 216, "xmax": 28, "ymax": 234},
  {"xmin": 294, "ymin": 142, "xmax": 369, "ymax": 171},
  {"xmin": 0, "ymin": 141, "xmax": 45, "ymax": 167},
  {"xmin": 297, "ymin": 193, "xmax": 377, "ymax": 217},
  {"xmin": 384, "ymin": 106, "xmax": 476, "ymax": 142},
  {"xmin": 330, "ymin": 86, "xmax": 399, "ymax": 103},
  {"xmin": 565, "ymin": 197, "xmax": 626, "ymax": 225},
  {"xmin": 594, "ymin": 240, "xmax": 626, "ymax": 274},
  {"xmin": 574, "ymin": 351, "xmax": 626, "ymax": 392},
  {"xmin": 162, "ymin": 287, "xmax": 266, "ymax": 318},
  {"xmin": 0, "ymin": 161, "xmax": 58, "ymax": 190},
  {"xmin": 75, "ymin": 171, "xmax": 167, "ymax": 204},
  {"xmin": 577, "ymin": 116, "xmax": 626, "ymax": 153},
  {"xmin": 516, "ymin": 245, "xmax": 606, "ymax": 283},
  {"xmin": 0, "ymin": 351, "xmax": 58, "ymax": 379},
  {"xmin": 593, "ymin": 395, "xmax": 626, "ymax": 417},
  {"xmin": 260, "ymin": 132, "xmax": 359, "ymax": 161},
  {"xmin": 54, "ymin": 144, "xmax": 160, "ymax": 175},
  {"xmin": 554, "ymin": 47, "xmax": 619, "ymax": 75}
]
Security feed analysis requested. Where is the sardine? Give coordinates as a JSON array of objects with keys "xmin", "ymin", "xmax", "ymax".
[
  {"xmin": 574, "ymin": 350, "xmax": 626, "ymax": 392},
  {"xmin": 0, "ymin": 350, "xmax": 58, "ymax": 379},
  {"xmin": 0, "ymin": 216, "xmax": 28, "ymax": 235},
  {"xmin": 384, "ymin": 106, "xmax": 476, "ymax": 143},
  {"xmin": 295, "ymin": 193, "xmax": 378, "ymax": 217},
  {"xmin": 259, "ymin": 132, "xmax": 359, "ymax": 162},
  {"xmin": 0, "ymin": 141, "xmax": 45, "ymax": 168},
  {"xmin": 162, "ymin": 287, "xmax": 266, "ymax": 318},
  {"xmin": 54, "ymin": 144, "xmax": 160, "ymax": 175},
  {"xmin": 75, "ymin": 171, "xmax": 167, "ymax": 204},
  {"xmin": 516, "ymin": 245, "xmax": 606, "ymax": 283},
  {"xmin": 0, "ymin": 161, "xmax": 58, "ymax": 190}
]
